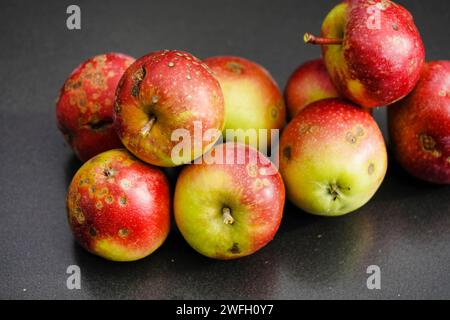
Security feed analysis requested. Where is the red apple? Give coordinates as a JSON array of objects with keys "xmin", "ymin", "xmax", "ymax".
[
  {"xmin": 280, "ymin": 98, "xmax": 387, "ymax": 216},
  {"xmin": 203, "ymin": 56, "xmax": 286, "ymax": 150},
  {"xmin": 388, "ymin": 61, "xmax": 450, "ymax": 184},
  {"xmin": 305, "ymin": 0, "xmax": 425, "ymax": 108},
  {"xmin": 174, "ymin": 142, "xmax": 285, "ymax": 259},
  {"xmin": 56, "ymin": 53, "xmax": 135, "ymax": 162},
  {"xmin": 67, "ymin": 149, "xmax": 171, "ymax": 261},
  {"xmin": 285, "ymin": 59, "xmax": 341, "ymax": 118},
  {"xmin": 114, "ymin": 50, "xmax": 224, "ymax": 167}
]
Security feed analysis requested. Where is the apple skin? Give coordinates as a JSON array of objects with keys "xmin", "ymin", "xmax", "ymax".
[
  {"xmin": 285, "ymin": 59, "xmax": 341, "ymax": 118},
  {"xmin": 388, "ymin": 61, "xmax": 450, "ymax": 184},
  {"xmin": 203, "ymin": 56, "xmax": 286, "ymax": 150},
  {"xmin": 114, "ymin": 50, "xmax": 224, "ymax": 167},
  {"xmin": 280, "ymin": 98, "xmax": 387, "ymax": 216},
  {"xmin": 318, "ymin": 0, "xmax": 425, "ymax": 108},
  {"xmin": 174, "ymin": 142, "xmax": 285, "ymax": 260},
  {"xmin": 66, "ymin": 149, "xmax": 171, "ymax": 261},
  {"xmin": 56, "ymin": 53, "xmax": 135, "ymax": 162}
]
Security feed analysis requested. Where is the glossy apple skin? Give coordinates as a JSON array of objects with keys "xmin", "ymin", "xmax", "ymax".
[
  {"xmin": 114, "ymin": 50, "xmax": 224, "ymax": 167},
  {"xmin": 321, "ymin": 0, "xmax": 425, "ymax": 108},
  {"xmin": 67, "ymin": 149, "xmax": 171, "ymax": 261},
  {"xmin": 203, "ymin": 56, "xmax": 286, "ymax": 150},
  {"xmin": 56, "ymin": 53, "xmax": 135, "ymax": 162},
  {"xmin": 285, "ymin": 59, "xmax": 341, "ymax": 118},
  {"xmin": 280, "ymin": 99, "xmax": 387, "ymax": 216},
  {"xmin": 174, "ymin": 143, "xmax": 285, "ymax": 260},
  {"xmin": 388, "ymin": 61, "xmax": 450, "ymax": 184}
]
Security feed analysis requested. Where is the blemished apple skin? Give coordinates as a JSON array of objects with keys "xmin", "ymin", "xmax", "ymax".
[
  {"xmin": 56, "ymin": 53, "xmax": 135, "ymax": 162},
  {"xmin": 388, "ymin": 61, "xmax": 450, "ymax": 184},
  {"xmin": 318, "ymin": 0, "xmax": 425, "ymax": 108},
  {"xmin": 174, "ymin": 143, "xmax": 285, "ymax": 260},
  {"xmin": 285, "ymin": 59, "xmax": 341, "ymax": 118},
  {"xmin": 114, "ymin": 50, "xmax": 224, "ymax": 167},
  {"xmin": 67, "ymin": 149, "xmax": 171, "ymax": 261},
  {"xmin": 203, "ymin": 56, "xmax": 286, "ymax": 150},
  {"xmin": 280, "ymin": 99, "xmax": 387, "ymax": 216}
]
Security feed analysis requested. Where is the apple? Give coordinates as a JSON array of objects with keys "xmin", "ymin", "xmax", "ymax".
[
  {"xmin": 66, "ymin": 149, "xmax": 171, "ymax": 261},
  {"xmin": 174, "ymin": 142, "xmax": 285, "ymax": 259},
  {"xmin": 285, "ymin": 59, "xmax": 341, "ymax": 118},
  {"xmin": 388, "ymin": 61, "xmax": 450, "ymax": 184},
  {"xmin": 304, "ymin": 0, "xmax": 425, "ymax": 108},
  {"xmin": 280, "ymin": 98, "xmax": 387, "ymax": 216},
  {"xmin": 114, "ymin": 50, "xmax": 224, "ymax": 167},
  {"xmin": 56, "ymin": 53, "xmax": 135, "ymax": 162},
  {"xmin": 203, "ymin": 56, "xmax": 286, "ymax": 150}
]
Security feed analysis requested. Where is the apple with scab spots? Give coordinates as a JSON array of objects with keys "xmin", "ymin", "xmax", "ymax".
[
  {"xmin": 56, "ymin": 53, "xmax": 135, "ymax": 162},
  {"xmin": 280, "ymin": 99, "xmax": 387, "ymax": 216},
  {"xmin": 304, "ymin": 0, "xmax": 425, "ymax": 108},
  {"xmin": 285, "ymin": 59, "xmax": 341, "ymax": 119},
  {"xmin": 67, "ymin": 149, "xmax": 171, "ymax": 261},
  {"xmin": 114, "ymin": 50, "xmax": 224, "ymax": 167},
  {"xmin": 388, "ymin": 61, "xmax": 450, "ymax": 184},
  {"xmin": 203, "ymin": 56, "xmax": 286, "ymax": 151},
  {"xmin": 174, "ymin": 142, "xmax": 285, "ymax": 259}
]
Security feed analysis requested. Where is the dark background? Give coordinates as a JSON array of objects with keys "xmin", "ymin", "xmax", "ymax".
[{"xmin": 0, "ymin": 0, "xmax": 449, "ymax": 300}]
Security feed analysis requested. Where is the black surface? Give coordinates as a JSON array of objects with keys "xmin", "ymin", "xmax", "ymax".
[{"xmin": 0, "ymin": 0, "xmax": 449, "ymax": 300}]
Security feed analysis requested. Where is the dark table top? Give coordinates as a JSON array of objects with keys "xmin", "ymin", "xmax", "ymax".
[{"xmin": 0, "ymin": 0, "xmax": 449, "ymax": 300}]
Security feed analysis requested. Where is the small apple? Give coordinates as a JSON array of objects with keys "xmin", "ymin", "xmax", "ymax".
[
  {"xmin": 280, "ymin": 98, "xmax": 387, "ymax": 216},
  {"xmin": 203, "ymin": 56, "xmax": 286, "ymax": 150},
  {"xmin": 174, "ymin": 142, "xmax": 285, "ymax": 259},
  {"xmin": 388, "ymin": 61, "xmax": 450, "ymax": 184},
  {"xmin": 114, "ymin": 50, "xmax": 224, "ymax": 167},
  {"xmin": 304, "ymin": 0, "xmax": 425, "ymax": 108},
  {"xmin": 67, "ymin": 149, "xmax": 171, "ymax": 261},
  {"xmin": 285, "ymin": 59, "xmax": 341, "ymax": 118},
  {"xmin": 56, "ymin": 53, "xmax": 135, "ymax": 162}
]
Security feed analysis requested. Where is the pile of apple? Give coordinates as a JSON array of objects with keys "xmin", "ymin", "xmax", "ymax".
[{"xmin": 56, "ymin": 0, "xmax": 449, "ymax": 262}]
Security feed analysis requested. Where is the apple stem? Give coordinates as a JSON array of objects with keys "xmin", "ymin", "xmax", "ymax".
[
  {"xmin": 303, "ymin": 33, "xmax": 343, "ymax": 45},
  {"xmin": 222, "ymin": 207, "xmax": 234, "ymax": 225},
  {"xmin": 140, "ymin": 115, "xmax": 157, "ymax": 137}
]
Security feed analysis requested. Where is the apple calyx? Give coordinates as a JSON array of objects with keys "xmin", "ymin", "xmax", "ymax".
[
  {"xmin": 222, "ymin": 207, "xmax": 234, "ymax": 225},
  {"xmin": 140, "ymin": 115, "xmax": 157, "ymax": 137},
  {"xmin": 303, "ymin": 33, "xmax": 343, "ymax": 45},
  {"xmin": 328, "ymin": 183, "xmax": 342, "ymax": 201}
]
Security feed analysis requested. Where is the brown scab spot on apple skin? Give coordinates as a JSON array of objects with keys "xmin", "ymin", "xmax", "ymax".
[
  {"xmin": 229, "ymin": 243, "xmax": 240, "ymax": 254},
  {"xmin": 368, "ymin": 163, "xmax": 375, "ymax": 175},
  {"xmin": 227, "ymin": 62, "xmax": 244, "ymax": 74},
  {"xmin": 283, "ymin": 146, "xmax": 292, "ymax": 160},
  {"xmin": 419, "ymin": 134, "xmax": 442, "ymax": 158},
  {"xmin": 131, "ymin": 66, "xmax": 146, "ymax": 98},
  {"xmin": 89, "ymin": 227, "xmax": 97, "ymax": 237},
  {"xmin": 118, "ymin": 228, "xmax": 129, "ymax": 238},
  {"xmin": 346, "ymin": 132, "xmax": 357, "ymax": 144}
]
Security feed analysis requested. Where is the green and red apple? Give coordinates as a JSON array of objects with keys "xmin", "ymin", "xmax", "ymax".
[
  {"xmin": 285, "ymin": 59, "xmax": 341, "ymax": 118},
  {"xmin": 389, "ymin": 61, "xmax": 450, "ymax": 184},
  {"xmin": 114, "ymin": 50, "xmax": 224, "ymax": 167},
  {"xmin": 204, "ymin": 56, "xmax": 286, "ymax": 150},
  {"xmin": 56, "ymin": 53, "xmax": 135, "ymax": 162},
  {"xmin": 174, "ymin": 142, "xmax": 285, "ymax": 259},
  {"xmin": 67, "ymin": 149, "xmax": 171, "ymax": 261},
  {"xmin": 280, "ymin": 99, "xmax": 387, "ymax": 216},
  {"xmin": 305, "ymin": 0, "xmax": 425, "ymax": 108}
]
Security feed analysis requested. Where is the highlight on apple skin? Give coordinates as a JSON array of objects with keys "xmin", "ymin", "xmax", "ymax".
[
  {"xmin": 174, "ymin": 142, "xmax": 285, "ymax": 260},
  {"xmin": 305, "ymin": 0, "xmax": 425, "ymax": 108},
  {"xmin": 388, "ymin": 61, "xmax": 450, "ymax": 184},
  {"xmin": 204, "ymin": 56, "xmax": 286, "ymax": 151},
  {"xmin": 280, "ymin": 98, "xmax": 388, "ymax": 216},
  {"xmin": 285, "ymin": 59, "xmax": 341, "ymax": 119},
  {"xmin": 66, "ymin": 149, "xmax": 171, "ymax": 261},
  {"xmin": 114, "ymin": 50, "xmax": 225, "ymax": 167},
  {"xmin": 56, "ymin": 53, "xmax": 135, "ymax": 162}
]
